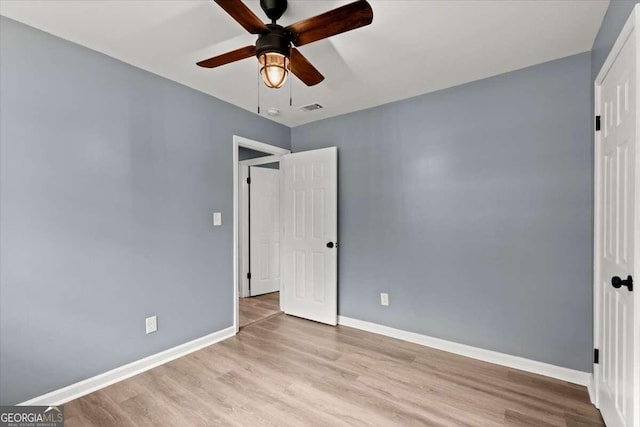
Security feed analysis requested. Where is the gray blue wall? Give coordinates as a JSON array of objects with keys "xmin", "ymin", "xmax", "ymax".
[
  {"xmin": 291, "ymin": 52, "xmax": 593, "ymax": 371},
  {"xmin": 0, "ymin": 17, "xmax": 289, "ymax": 405}
]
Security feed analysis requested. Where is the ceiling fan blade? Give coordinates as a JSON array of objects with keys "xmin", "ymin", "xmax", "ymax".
[
  {"xmin": 213, "ymin": 0, "xmax": 268, "ymax": 34},
  {"xmin": 285, "ymin": 0, "xmax": 373, "ymax": 47},
  {"xmin": 197, "ymin": 45, "xmax": 256, "ymax": 68},
  {"xmin": 290, "ymin": 48, "xmax": 324, "ymax": 86}
]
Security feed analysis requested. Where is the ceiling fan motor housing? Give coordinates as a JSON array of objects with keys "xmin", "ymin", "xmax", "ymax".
[
  {"xmin": 260, "ymin": 0, "xmax": 287, "ymax": 22},
  {"xmin": 256, "ymin": 24, "xmax": 291, "ymax": 57}
]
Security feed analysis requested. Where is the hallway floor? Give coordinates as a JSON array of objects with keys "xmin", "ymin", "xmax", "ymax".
[{"xmin": 239, "ymin": 291, "xmax": 281, "ymax": 328}]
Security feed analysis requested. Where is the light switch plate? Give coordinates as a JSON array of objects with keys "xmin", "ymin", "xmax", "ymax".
[
  {"xmin": 380, "ymin": 293, "xmax": 389, "ymax": 306},
  {"xmin": 146, "ymin": 316, "xmax": 157, "ymax": 334},
  {"xmin": 213, "ymin": 212, "xmax": 222, "ymax": 226}
]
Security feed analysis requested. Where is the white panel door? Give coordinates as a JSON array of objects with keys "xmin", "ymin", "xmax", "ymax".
[
  {"xmin": 249, "ymin": 166, "xmax": 281, "ymax": 296},
  {"xmin": 596, "ymin": 23, "xmax": 636, "ymax": 427},
  {"xmin": 282, "ymin": 147, "xmax": 337, "ymax": 325}
]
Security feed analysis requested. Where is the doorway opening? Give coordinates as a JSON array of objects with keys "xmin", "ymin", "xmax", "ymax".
[
  {"xmin": 239, "ymin": 152, "xmax": 282, "ymax": 327},
  {"xmin": 233, "ymin": 136, "xmax": 289, "ymax": 332}
]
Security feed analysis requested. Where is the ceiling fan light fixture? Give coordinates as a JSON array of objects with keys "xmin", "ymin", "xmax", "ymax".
[
  {"xmin": 258, "ymin": 52, "xmax": 289, "ymax": 89},
  {"xmin": 197, "ymin": 0, "xmax": 373, "ymax": 88}
]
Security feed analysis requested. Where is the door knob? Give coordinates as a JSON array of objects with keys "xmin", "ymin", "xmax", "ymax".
[
  {"xmin": 326, "ymin": 242, "xmax": 336, "ymax": 248},
  {"xmin": 611, "ymin": 275, "xmax": 633, "ymax": 292}
]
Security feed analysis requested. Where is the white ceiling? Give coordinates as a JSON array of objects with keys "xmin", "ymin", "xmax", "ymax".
[{"xmin": 0, "ymin": 0, "xmax": 609, "ymax": 127}]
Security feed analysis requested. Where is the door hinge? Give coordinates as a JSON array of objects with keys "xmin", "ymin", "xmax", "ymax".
[
  {"xmin": 594, "ymin": 348, "xmax": 599, "ymax": 364},
  {"xmin": 595, "ymin": 116, "xmax": 601, "ymax": 131},
  {"xmin": 247, "ymin": 272, "xmax": 251, "ymax": 280},
  {"xmin": 246, "ymin": 177, "xmax": 251, "ymax": 184}
]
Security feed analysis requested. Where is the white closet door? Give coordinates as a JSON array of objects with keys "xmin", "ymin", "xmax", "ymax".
[{"xmin": 596, "ymin": 17, "xmax": 636, "ymax": 427}]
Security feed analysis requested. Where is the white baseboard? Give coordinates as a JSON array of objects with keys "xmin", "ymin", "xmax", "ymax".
[
  {"xmin": 19, "ymin": 326, "xmax": 236, "ymax": 406},
  {"xmin": 338, "ymin": 316, "xmax": 591, "ymax": 386}
]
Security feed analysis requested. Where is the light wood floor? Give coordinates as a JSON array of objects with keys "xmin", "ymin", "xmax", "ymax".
[
  {"xmin": 64, "ymin": 314, "xmax": 603, "ymax": 426},
  {"xmin": 238, "ymin": 291, "xmax": 281, "ymax": 328}
]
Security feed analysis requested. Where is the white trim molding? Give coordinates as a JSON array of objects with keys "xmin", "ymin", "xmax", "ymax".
[
  {"xmin": 19, "ymin": 326, "xmax": 236, "ymax": 406},
  {"xmin": 338, "ymin": 316, "xmax": 591, "ymax": 386},
  {"xmin": 587, "ymin": 375, "xmax": 596, "ymax": 405}
]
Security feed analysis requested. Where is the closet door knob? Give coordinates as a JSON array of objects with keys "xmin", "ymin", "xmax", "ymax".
[{"xmin": 611, "ymin": 275, "xmax": 633, "ymax": 292}]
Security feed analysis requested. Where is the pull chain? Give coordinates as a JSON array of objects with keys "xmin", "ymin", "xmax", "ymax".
[
  {"xmin": 257, "ymin": 64, "xmax": 261, "ymax": 114},
  {"xmin": 289, "ymin": 46, "xmax": 293, "ymax": 107}
]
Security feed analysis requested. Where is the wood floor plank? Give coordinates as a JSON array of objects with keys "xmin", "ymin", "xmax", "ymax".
[
  {"xmin": 65, "ymin": 314, "xmax": 604, "ymax": 426},
  {"xmin": 64, "ymin": 414, "xmax": 96, "ymax": 427},
  {"xmin": 504, "ymin": 408, "xmax": 562, "ymax": 427},
  {"xmin": 208, "ymin": 341, "xmax": 352, "ymax": 426}
]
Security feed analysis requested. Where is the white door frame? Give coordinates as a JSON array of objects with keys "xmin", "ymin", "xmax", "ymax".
[
  {"xmin": 592, "ymin": 4, "xmax": 639, "ymax": 418},
  {"xmin": 239, "ymin": 155, "xmax": 282, "ymax": 299},
  {"xmin": 233, "ymin": 135, "xmax": 289, "ymax": 332}
]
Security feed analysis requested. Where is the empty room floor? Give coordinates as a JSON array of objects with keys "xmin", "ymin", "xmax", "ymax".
[
  {"xmin": 63, "ymin": 314, "xmax": 603, "ymax": 426},
  {"xmin": 239, "ymin": 291, "xmax": 281, "ymax": 328}
]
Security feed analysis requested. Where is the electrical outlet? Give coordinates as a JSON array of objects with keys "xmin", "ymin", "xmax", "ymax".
[
  {"xmin": 145, "ymin": 316, "xmax": 157, "ymax": 334},
  {"xmin": 380, "ymin": 293, "xmax": 389, "ymax": 306}
]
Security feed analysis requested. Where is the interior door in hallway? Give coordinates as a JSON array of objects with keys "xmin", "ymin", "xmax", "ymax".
[
  {"xmin": 282, "ymin": 147, "xmax": 338, "ymax": 325},
  {"xmin": 249, "ymin": 166, "xmax": 281, "ymax": 296},
  {"xmin": 595, "ymin": 13, "xmax": 637, "ymax": 427}
]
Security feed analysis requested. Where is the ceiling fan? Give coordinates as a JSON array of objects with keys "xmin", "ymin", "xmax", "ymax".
[{"xmin": 197, "ymin": 0, "xmax": 373, "ymax": 89}]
